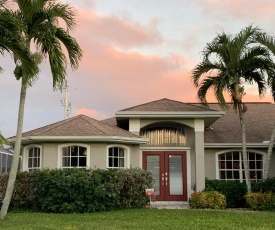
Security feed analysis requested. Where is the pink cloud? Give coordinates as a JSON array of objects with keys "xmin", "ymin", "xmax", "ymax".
[
  {"xmin": 74, "ymin": 108, "xmax": 107, "ymax": 120},
  {"xmin": 195, "ymin": 0, "xmax": 275, "ymax": 20}
]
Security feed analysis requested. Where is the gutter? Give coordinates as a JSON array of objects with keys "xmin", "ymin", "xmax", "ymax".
[{"xmin": 8, "ymin": 136, "xmax": 149, "ymax": 145}]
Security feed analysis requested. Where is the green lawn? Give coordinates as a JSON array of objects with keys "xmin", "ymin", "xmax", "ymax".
[{"xmin": 1, "ymin": 209, "xmax": 275, "ymax": 230}]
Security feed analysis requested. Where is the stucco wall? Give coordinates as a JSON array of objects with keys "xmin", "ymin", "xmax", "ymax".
[{"xmin": 23, "ymin": 142, "xmax": 141, "ymax": 170}]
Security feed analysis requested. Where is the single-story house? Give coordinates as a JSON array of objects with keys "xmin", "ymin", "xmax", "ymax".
[{"xmin": 8, "ymin": 98, "xmax": 275, "ymax": 201}]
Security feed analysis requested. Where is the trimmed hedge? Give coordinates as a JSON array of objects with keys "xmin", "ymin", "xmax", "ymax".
[
  {"xmin": 189, "ymin": 191, "xmax": 226, "ymax": 209},
  {"xmin": 246, "ymin": 192, "xmax": 275, "ymax": 211},
  {"xmin": 0, "ymin": 168, "xmax": 153, "ymax": 213},
  {"xmin": 204, "ymin": 179, "xmax": 247, "ymax": 208}
]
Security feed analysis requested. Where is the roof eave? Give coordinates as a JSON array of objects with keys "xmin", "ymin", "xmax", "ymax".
[
  {"xmin": 205, "ymin": 143, "xmax": 270, "ymax": 148},
  {"xmin": 115, "ymin": 111, "xmax": 225, "ymax": 118},
  {"xmin": 9, "ymin": 136, "xmax": 149, "ymax": 145}
]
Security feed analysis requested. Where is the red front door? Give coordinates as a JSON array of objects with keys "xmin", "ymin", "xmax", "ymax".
[{"xmin": 142, "ymin": 151, "xmax": 187, "ymax": 201}]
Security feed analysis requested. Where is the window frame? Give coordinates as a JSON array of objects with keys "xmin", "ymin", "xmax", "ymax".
[
  {"xmin": 23, "ymin": 145, "xmax": 42, "ymax": 171},
  {"xmin": 58, "ymin": 143, "xmax": 90, "ymax": 169},
  {"xmin": 215, "ymin": 149, "xmax": 265, "ymax": 182},
  {"xmin": 106, "ymin": 145, "xmax": 130, "ymax": 169}
]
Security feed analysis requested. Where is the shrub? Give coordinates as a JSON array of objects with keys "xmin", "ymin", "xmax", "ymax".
[
  {"xmin": 246, "ymin": 192, "xmax": 275, "ymax": 211},
  {"xmin": 252, "ymin": 178, "xmax": 275, "ymax": 193},
  {"xmin": 189, "ymin": 191, "xmax": 226, "ymax": 209},
  {"xmin": 205, "ymin": 179, "xmax": 247, "ymax": 208},
  {"xmin": 0, "ymin": 172, "xmax": 33, "ymax": 210},
  {"xmin": 0, "ymin": 168, "xmax": 153, "ymax": 213}
]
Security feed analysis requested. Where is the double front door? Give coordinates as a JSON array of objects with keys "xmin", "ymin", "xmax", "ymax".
[{"xmin": 142, "ymin": 151, "xmax": 187, "ymax": 201}]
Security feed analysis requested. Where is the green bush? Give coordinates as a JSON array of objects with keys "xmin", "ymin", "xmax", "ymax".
[
  {"xmin": 0, "ymin": 168, "xmax": 153, "ymax": 213},
  {"xmin": 0, "ymin": 172, "xmax": 33, "ymax": 210},
  {"xmin": 189, "ymin": 191, "xmax": 226, "ymax": 209},
  {"xmin": 204, "ymin": 179, "xmax": 247, "ymax": 208},
  {"xmin": 246, "ymin": 192, "xmax": 275, "ymax": 211},
  {"xmin": 252, "ymin": 178, "xmax": 275, "ymax": 193}
]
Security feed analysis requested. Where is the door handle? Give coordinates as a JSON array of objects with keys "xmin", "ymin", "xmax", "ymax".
[{"xmin": 165, "ymin": 172, "xmax": 168, "ymax": 186}]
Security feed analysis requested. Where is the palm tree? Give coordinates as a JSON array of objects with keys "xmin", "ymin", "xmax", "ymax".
[
  {"xmin": 192, "ymin": 25, "xmax": 275, "ymax": 193},
  {"xmin": 255, "ymin": 33, "xmax": 275, "ymax": 179},
  {"xmin": 0, "ymin": 0, "xmax": 82, "ymax": 219},
  {"xmin": 0, "ymin": 133, "xmax": 9, "ymax": 146}
]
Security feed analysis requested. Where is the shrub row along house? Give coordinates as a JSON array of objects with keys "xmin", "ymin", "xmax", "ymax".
[{"xmin": 7, "ymin": 98, "xmax": 275, "ymax": 202}]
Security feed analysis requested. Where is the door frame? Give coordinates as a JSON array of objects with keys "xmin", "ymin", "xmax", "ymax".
[{"xmin": 142, "ymin": 151, "xmax": 188, "ymax": 201}]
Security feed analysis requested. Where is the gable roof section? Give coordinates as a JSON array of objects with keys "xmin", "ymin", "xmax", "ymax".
[
  {"xmin": 119, "ymin": 98, "xmax": 216, "ymax": 112},
  {"xmin": 9, "ymin": 115, "xmax": 147, "ymax": 144},
  {"xmin": 116, "ymin": 98, "xmax": 224, "ymax": 128},
  {"xmin": 205, "ymin": 102, "xmax": 275, "ymax": 145}
]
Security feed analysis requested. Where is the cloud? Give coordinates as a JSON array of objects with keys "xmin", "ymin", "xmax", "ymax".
[
  {"xmin": 77, "ymin": 9, "xmax": 162, "ymax": 49},
  {"xmin": 194, "ymin": 0, "xmax": 275, "ymax": 21},
  {"xmin": 74, "ymin": 108, "xmax": 108, "ymax": 120}
]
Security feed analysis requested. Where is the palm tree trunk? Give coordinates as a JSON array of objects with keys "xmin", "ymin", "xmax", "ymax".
[
  {"xmin": 263, "ymin": 123, "xmax": 275, "ymax": 179},
  {"xmin": 237, "ymin": 103, "xmax": 251, "ymax": 193},
  {"xmin": 0, "ymin": 82, "xmax": 27, "ymax": 219}
]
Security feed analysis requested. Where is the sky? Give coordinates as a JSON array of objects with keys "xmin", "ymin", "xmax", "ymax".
[{"xmin": 1, "ymin": 0, "xmax": 275, "ymax": 137}]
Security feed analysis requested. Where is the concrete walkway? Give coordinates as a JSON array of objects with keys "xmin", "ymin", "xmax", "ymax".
[{"xmin": 149, "ymin": 201, "xmax": 189, "ymax": 209}]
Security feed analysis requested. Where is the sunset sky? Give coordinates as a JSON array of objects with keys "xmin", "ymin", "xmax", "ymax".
[{"xmin": 1, "ymin": 0, "xmax": 275, "ymax": 137}]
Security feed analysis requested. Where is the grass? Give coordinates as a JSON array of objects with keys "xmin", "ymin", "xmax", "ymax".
[{"xmin": 1, "ymin": 209, "xmax": 275, "ymax": 230}]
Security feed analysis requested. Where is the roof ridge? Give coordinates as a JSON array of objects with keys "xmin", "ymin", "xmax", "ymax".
[{"xmin": 80, "ymin": 115, "xmax": 106, "ymax": 135}]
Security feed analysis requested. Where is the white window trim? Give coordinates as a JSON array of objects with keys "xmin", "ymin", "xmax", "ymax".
[
  {"xmin": 215, "ymin": 149, "xmax": 265, "ymax": 182},
  {"xmin": 58, "ymin": 143, "xmax": 91, "ymax": 169},
  {"xmin": 23, "ymin": 145, "xmax": 42, "ymax": 171},
  {"xmin": 106, "ymin": 145, "xmax": 130, "ymax": 169}
]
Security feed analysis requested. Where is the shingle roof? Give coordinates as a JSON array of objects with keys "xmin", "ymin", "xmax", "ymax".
[
  {"xmin": 101, "ymin": 117, "xmax": 117, "ymax": 126},
  {"xmin": 0, "ymin": 147, "xmax": 13, "ymax": 154},
  {"xmin": 204, "ymin": 103, "xmax": 275, "ymax": 143},
  {"xmin": 119, "ymin": 98, "xmax": 217, "ymax": 112},
  {"xmin": 20, "ymin": 115, "xmax": 140, "ymax": 138}
]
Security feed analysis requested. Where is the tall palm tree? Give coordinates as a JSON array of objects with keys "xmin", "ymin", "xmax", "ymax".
[
  {"xmin": 255, "ymin": 33, "xmax": 275, "ymax": 179},
  {"xmin": 192, "ymin": 25, "xmax": 275, "ymax": 193},
  {"xmin": 0, "ymin": 0, "xmax": 82, "ymax": 219}
]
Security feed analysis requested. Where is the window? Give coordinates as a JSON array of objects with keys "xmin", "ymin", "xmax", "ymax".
[
  {"xmin": 108, "ymin": 147, "xmax": 126, "ymax": 168},
  {"xmin": 217, "ymin": 151, "xmax": 264, "ymax": 182},
  {"xmin": 61, "ymin": 145, "xmax": 87, "ymax": 168},
  {"xmin": 27, "ymin": 146, "xmax": 41, "ymax": 171}
]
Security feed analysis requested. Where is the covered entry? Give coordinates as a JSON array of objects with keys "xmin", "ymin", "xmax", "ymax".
[{"xmin": 142, "ymin": 151, "xmax": 187, "ymax": 201}]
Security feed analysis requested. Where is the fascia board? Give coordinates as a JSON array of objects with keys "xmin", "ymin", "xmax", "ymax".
[
  {"xmin": 115, "ymin": 111, "xmax": 225, "ymax": 118},
  {"xmin": 205, "ymin": 143, "xmax": 269, "ymax": 148},
  {"xmin": 15, "ymin": 136, "xmax": 149, "ymax": 144}
]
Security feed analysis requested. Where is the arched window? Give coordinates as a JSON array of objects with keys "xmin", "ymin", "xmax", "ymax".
[
  {"xmin": 59, "ymin": 144, "xmax": 89, "ymax": 169},
  {"xmin": 107, "ymin": 146, "xmax": 129, "ymax": 168},
  {"xmin": 217, "ymin": 151, "xmax": 264, "ymax": 182},
  {"xmin": 23, "ymin": 145, "xmax": 42, "ymax": 171}
]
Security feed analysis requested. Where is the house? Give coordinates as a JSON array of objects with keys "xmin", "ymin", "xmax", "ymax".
[{"xmin": 7, "ymin": 98, "xmax": 275, "ymax": 201}]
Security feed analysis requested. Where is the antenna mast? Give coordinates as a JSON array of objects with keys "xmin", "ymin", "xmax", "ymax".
[{"xmin": 61, "ymin": 78, "xmax": 71, "ymax": 119}]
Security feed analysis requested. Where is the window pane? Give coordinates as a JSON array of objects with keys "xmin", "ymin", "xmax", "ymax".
[
  {"xmin": 249, "ymin": 161, "xmax": 255, "ymax": 169},
  {"xmin": 71, "ymin": 157, "xmax": 78, "ymax": 166},
  {"xmin": 79, "ymin": 157, "xmax": 86, "ymax": 167},
  {"xmin": 226, "ymin": 171, "xmax": 233, "ymax": 179},
  {"xmin": 233, "ymin": 171, "xmax": 240, "ymax": 180},
  {"xmin": 119, "ymin": 158, "xmax": 124, "ymax": 167},
  {"xmin": 114, "ymin": 158, "xmax": 118, "ymax": 167},
  {"xmin": 249, "ymin": 152, "xmax": 255, "ymax": 160},
  {"xmin": 233, "ymin": 152, "xmax": 239, "ymax": 160},
  {"xmin": 256, "ymin": 161, "xmax": 263, "ymax": 169},
  {"xmin": 225, "ymin": 152, "xmax": 232, "ymax": 160},
  {"xmin": 63, "ymin": 147, "xmax": 69, "ymax": 156},
  {"xmin": 109, "ymin": 148, "xmax": 113, "ymax": 157},
  {"xmin": 79, "ymin": 147, "xmax": 86, "ymax": 156},
  {"xmin": 233, "ymin": 161, "xmax": 240, "ymax": 169},
  {"xmin": 28, "ymin": 158, "xmax": 32, "ymax": 168},
  {"xmin": 109, "ymin": 157, "xmax": 113, "ymax": 167},
  {"xmin": 226, "ymin": 161, "xmax": 232, "ymax": 169},
  {"xmin": 256, "ymin": 154, "xmax": 262, "ymax": 160},
  {"xmin": 71, "ymin": 147, "xmax": 78, "ymax": 157},
  {"xmin": 220, "ymin": 171, "xmax": 226, "ymax": 180},
  {"xmin": 29, "ymin": 149, "xmax": 33, "ymax": 157},
  {"xmin": 257, "ymin": 171, "xmax": 263, "ymax": 180},
  {"xmin": 119, "ymin": 148, "xmax": 124, "ymax": 157},
  {"xmin": 62, "ymin": 157, "xmax": 70, "ymax": 167},
  {"xmin": 114, "ymin": 147, "xmax": 118, "ymax": 157}
]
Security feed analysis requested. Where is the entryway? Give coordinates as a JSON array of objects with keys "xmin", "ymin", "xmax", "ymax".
[{"xmin": 142, "ymin": 151, "xmax": 187, "ymax": 201}]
